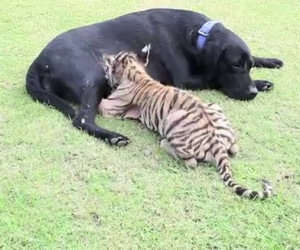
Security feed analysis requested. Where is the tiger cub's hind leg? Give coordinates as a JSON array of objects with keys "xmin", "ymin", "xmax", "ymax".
[
  {"xmin": 228, "ymin": 143, "xmax": 239, "ymax": 157},
  {"xmin": 183, "ymin": 158, "xmax": 198, "ymax": 169},
  {"xmin": 160, "ymin": 139, "xmax": 197, "ymax": 169}
]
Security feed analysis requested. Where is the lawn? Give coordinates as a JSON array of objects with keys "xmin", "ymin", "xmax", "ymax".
[{"xmin": 1, "ymin": 0, "xmax": 300, "ymax": 249}]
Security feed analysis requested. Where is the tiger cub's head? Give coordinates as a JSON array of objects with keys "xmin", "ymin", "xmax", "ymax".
[{"xmin": 102, "ymin": 44, "xmax": 151, "ymax": 89}]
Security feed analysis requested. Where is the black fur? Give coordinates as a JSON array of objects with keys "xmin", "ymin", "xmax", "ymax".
[{"xmin": 26, "ymin": 8, "xmax": 283, "ymax": 145}]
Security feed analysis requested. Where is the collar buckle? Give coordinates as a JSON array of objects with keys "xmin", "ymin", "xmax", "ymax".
[
  {"xmin": 198, "ymin": 30, "xmax": 209, "ymax": 37},
  {"xmin": 196, "ymin": 20, "xmax": 221, "ymax": 49}
]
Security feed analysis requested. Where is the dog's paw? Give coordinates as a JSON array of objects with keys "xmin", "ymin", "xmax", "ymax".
[
  {"xmin": 105, "ymin": 133, "xmax": 130, "ymax": 147},
  {"xmin": 254, "ymin": 80, "xmax": 274, "ymax": 92},
  {"xmin": 267, "ymin": 58, "xmax": 283, "ymax": 68},
  {"xmin": 253, "ymin": 58, "xmax": 283, "ymax": 68}
]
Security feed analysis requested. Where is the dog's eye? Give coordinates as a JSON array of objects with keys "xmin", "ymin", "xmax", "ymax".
[{"xmin": 232, "ymin": 63, "xmax": 240, "ymax": 68}]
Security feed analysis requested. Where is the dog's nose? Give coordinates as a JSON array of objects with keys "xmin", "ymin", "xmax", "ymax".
[
  {"xmin": 249, "ymin": 86, "xmax": 258, "ymax": 94},
  {"xmin": 247, "ymin": 85, "xmax": 258, "ymax": 99}
]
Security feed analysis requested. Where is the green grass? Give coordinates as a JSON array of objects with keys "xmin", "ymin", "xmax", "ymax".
[{"xmin": 1, "ymin": 0, "xmax": 300, "ymax": 249}]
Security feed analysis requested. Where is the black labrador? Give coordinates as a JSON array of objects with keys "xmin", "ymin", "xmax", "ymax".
[{"xmin": 26, "ymin": 8, "xmax": 283, "ymax": 146}]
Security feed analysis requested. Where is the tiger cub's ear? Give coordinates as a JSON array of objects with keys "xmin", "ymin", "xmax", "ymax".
[
  {"xmin": 100, "ymin": 54, "xmax": 115, "ymax": 78},
  {"xmin": 137, "ymin": 44, "xmax": 151, "ymax": 66},
  {"xmin": 101, "ymin": 54, "xmax": 112, "ymax": 64}
]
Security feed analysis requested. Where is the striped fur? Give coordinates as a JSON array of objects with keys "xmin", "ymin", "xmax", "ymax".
[{"xmin": 99, "ymin": 52, "xmax": 273, "ymax": 199}]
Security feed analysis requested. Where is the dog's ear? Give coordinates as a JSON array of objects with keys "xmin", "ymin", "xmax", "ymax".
[
  {"xmin": 137, "ymin": 44, "xmax": 151, "ymax": 66},
  {"xmin": 185, "ymin": 28, "xmax": 200, "ymax": 55},
  {"xmin": 198, "ymin": 41, "xmax": 225, "ymax": 79},
  {"xmin": 185, "ymin": 27, "xmax": 225, "ymax": 80}
]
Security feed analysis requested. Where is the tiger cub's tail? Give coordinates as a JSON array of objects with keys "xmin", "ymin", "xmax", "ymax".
[{"xmin": 212, "ymin": 142, "xmax": 273, "ymax": 199}]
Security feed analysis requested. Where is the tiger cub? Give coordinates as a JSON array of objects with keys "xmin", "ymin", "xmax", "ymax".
[{"xmin": 98, "ymin": 51, "xmax": 273, "ymax": 200}]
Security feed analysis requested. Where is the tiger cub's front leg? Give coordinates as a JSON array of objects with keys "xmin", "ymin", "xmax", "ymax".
[
  {"xmin": 120, "ymin": 105, "xmax": 141, "ymax": 120},
  {"xmin": 98, "ymin": 98, "xmax": 125, "ymax": 117}
]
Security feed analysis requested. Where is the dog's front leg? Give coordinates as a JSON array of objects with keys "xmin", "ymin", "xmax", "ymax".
[
  {"xmin": 251, "ymin": 56, "xmax": 283, "ymax": 92},
  {"xmin": 252, "ymin": 56, "xmax": 283, "ymax": 69}
]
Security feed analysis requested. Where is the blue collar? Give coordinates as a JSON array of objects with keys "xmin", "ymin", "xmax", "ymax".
[{"xmin": 196, "ymin": 20, "xmax": 220, "ymax": 49}]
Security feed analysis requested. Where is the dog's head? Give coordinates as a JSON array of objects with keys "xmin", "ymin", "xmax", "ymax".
[{"xmin": 191, "ymin": 25, "xmax": 258, "ymax": 100}]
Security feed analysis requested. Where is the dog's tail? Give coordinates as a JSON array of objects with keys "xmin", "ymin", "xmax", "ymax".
[{"xmin": 26, "ymin": 61, "xmax": 76, "ymax": 119}]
